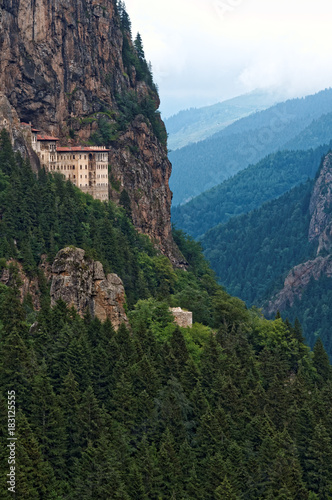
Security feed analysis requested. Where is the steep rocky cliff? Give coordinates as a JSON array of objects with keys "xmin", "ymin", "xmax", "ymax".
[
  {"xmin": 0, "ymin": 93, "xmax": 40, "ymax": 168},
  {"xmin": 267, "ymin": 153, "xmax": 332, "ymax": 314},
  {"xmin": 0, "ymin": 0, "xmax": 130, "ymax": 134},
  {"xmin": 308, "ymin": 153, "xmax": 332, "ymax": 255},
  {"xmin": 108, "ymin": 115, "xmax": 184, "ymax": 264},
  {"xmin": 0, "ymin": 0, "xmax": 183, "ymax": 265}
]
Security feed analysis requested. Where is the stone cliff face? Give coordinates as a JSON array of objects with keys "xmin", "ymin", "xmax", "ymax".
[
  {"xmin": 51, "ymin": 247, "xmax": 128, "ymax": 329},
  {"xmin": 0, "ymin": 93, "xmax": 40, "ymax": 169},
  {"xmin": 1, "ymin": 248, "xmax": 128, "ymax": 329},
  {"xmin": 266, "ymin": 256, "xmax": 332, "ymax": 315},
  {"xmin": 0, "ymin": 0, "xmax": 184, "ymax": 265},
  {"xmin": 308, "ymin": 153, "xmax": 332, "ymax": 255},
  {"xmin": 267, "ymin": 153, "xmax": 332, "ymax": 315},
  {"xmin": 0, "ymin": 0, "xmax": 128, "ymax": 134},
  {"xmin": 108, "ymin": 116, "xmax": 185, "ymax": 265}
]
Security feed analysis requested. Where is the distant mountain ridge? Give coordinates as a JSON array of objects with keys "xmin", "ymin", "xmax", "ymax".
[
  {"xmin": 165, "ymin": 90, "xmax": 283, "ymax": 150},
  {"xmin": 172, "ymin": 144, "xmax": 332, "ymax": 239},
  {"xmin": 169, "ymin": 88, "xmax": 332, "ymax": 206}
]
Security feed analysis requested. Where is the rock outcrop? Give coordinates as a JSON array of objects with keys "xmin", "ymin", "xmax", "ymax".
[
  {"xmin": 266, "ymin": 255, "xmax": 332, "ymax": 315},
  {"xmin": 1, "ymin": 248, "xmax": 128, "ymax": 329},
  {"xmin": 0, "ymin": 0, "xmax": 185, "ymax": 265},
  {"xmin": 267, "ymin": 153, "xmax": 332, "ymax": 315},
  {"xmin": 50, "ymin": 247, "xmax": 128, "ymax": 329}
]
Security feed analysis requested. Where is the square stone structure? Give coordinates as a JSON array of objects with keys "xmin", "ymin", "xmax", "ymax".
[{"xmin": 170, "ymin": 307, "xmax": 193, "ymax": 328}]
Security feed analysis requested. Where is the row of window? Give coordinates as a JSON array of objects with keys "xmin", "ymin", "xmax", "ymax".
[
  {"xmin": 60, "ymin": 154, "xmax": 87, "ymax": 160},
  {"xmin": 49, "ymin": 164, "xmax": 107, "ymax": 171},
  {"xmin": 48, "ymin": 153, "xmax": 108, "ymax": 161}
]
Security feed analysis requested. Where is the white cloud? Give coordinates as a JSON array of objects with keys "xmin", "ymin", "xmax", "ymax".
[{"xmin": 125, "ymin": 0, "xmax": 332, "ymax": 116}]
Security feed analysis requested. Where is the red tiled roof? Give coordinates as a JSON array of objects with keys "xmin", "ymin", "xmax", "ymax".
[
  {"xmin": 21, "ymin": 122, "xmax": 40, "ymax": 132},
  {"xmin": 37, "ymin": 135, "xmax": 59, "ymax": 141},
  {"xmin": 57, "ymin": 146, "xmax": 110, "ymax": 152}
]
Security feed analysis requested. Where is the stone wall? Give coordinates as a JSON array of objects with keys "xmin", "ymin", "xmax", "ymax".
[{"xmin": 170, "ymin": 307, "xmax": 193, "ymax": 328}]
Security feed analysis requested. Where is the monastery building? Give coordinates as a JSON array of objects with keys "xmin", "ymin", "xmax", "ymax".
[{"xmin": 26, "ymin": 123, "xmax": 109, "ymax": 201}]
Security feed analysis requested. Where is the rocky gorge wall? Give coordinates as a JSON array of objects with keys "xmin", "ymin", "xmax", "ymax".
[{"xmin": 267, "ymin": 152, "xmax": 332, "ymax": 314}]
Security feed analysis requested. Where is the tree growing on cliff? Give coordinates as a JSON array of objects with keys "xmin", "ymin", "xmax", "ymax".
[
  {"xmin": 134, "ymin": 33, "xmax": 145, "ymax": 60},
  {"xmin": 118, "ymin": 1, "xmax": 132, "ymax": 36}
]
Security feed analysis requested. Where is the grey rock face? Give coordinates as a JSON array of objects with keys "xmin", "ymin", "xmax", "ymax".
[{"xmin": 51, "ymin": 247, "xmax": 128, "ymax": 329}]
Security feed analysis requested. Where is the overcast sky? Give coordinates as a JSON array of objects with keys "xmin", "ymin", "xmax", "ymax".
[{"xmin": 125, "ymin": 0, "xmax": 332, "ymax": 118}]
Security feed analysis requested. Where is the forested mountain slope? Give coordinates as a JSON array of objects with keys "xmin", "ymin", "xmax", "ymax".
[
  {"xmin": 201, "ymin": 152, "xmax": 332, "ymax": 360},
  {"xmin": 169, "ymin": 88, "xmax": 332, "ymax": 205},
  {"xmin": 172, "ymin": 145, "xmax": 330, "ymax": 239},
  {"xmin": 165, "ymin": 90, "xmax": 281, "ymax": 150},
  {"xmin": 285, "ymin": 111, "xmax": 332, "ymax": 151},
  {"xmin": 202, "ymin": 182, "xmax": 315, "ymax": 308},
  {"xmin": 1, "ymin": 133, "xmax": 332, "ymax": 499}
]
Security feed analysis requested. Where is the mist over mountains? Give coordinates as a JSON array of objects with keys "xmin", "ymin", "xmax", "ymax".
[{"xmin": 169, "ymin": 88, "xmax": 332, "ymax": 206}]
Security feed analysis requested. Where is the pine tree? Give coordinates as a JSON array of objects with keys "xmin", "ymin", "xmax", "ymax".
[
  {"xmin": 15, "ymin": 410, "xmax": 58, "ymax": 499},
  {"xmin": 72, "ymin": 435, "xmax": 130, "ymax": 500},
  {"xmin": 134, "ymin": 33, "xmax": 145, "ymax": 59},
  {"xmin": 136, "ymin": 435, "xmax": 161, "ymax": 497},
  {"xmin": 266, "ymin": 429, "xmax": 308, "ymax": 499},
  {"xmin": 77, "ymin": 386, "xmax": 106, "ymax": 449},
  {"xmin": 158, "ymin": 428, "xmax": 181, "ymax": 498},
  {"xmin": 59, "ymin": 370, "xmax": 82, "ymax": 472},
  {"xmin": 215, "ymin": 476, "xmax": 239, "ymax": 500},
  {"xmin": 313, "ymin": 338, "xmax": 331, "ymax": 384},
  {"xmin": 29, "ymin": 360, "xmax": 66, "ymax": 475},
  {"xmin": 119, "ymin": 2, "xmax": 132, "ymax": 36},
  {"xmin": 305, "ymin": 422, "xmax": 332, "ymax": 498},
  {"xmin": 170, "ymin": 326, "xmax": 189, "ymax": 367}
]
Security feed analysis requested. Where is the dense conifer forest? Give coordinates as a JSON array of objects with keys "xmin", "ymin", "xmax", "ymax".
[{"xmin": 0, "ymin": 132, "xmax": 332, "ymax": 498}]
